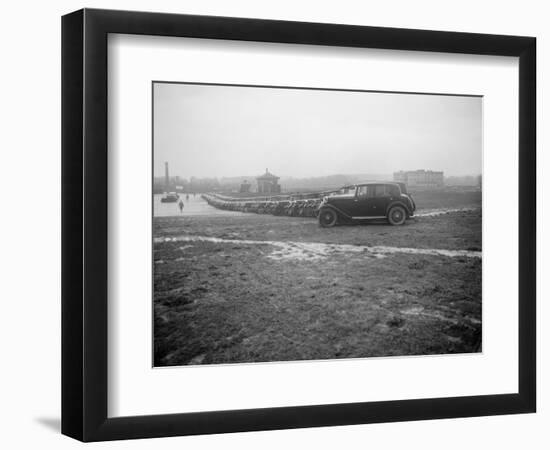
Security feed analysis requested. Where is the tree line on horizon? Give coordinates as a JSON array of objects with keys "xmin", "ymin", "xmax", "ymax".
[{"xmin": 153, "ymin": 173, "xmax": 481, "ymax": 194}]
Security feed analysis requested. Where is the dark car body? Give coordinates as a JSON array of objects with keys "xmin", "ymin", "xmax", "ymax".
[{"xmin": 318, "ymin": 182, "xmax": 415, "ymax": 227}]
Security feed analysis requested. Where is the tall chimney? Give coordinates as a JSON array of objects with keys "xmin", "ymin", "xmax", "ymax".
[{"xmin": 164, "ymin": 162, "xmax": 170, "ymax": 189}]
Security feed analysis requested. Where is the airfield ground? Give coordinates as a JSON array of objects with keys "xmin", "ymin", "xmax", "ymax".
[{"xmin": 153, "ymin": 190, "xmax": 482, "ymax": 366}]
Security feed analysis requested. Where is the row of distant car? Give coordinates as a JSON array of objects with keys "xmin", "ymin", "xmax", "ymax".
[
  {"xmin": 203, "ymin": 195, "xmax": 322, "ymax": 218},
  {"xmin": 203, "ymin": 182, "xmax": 416, "ymax": 227}
]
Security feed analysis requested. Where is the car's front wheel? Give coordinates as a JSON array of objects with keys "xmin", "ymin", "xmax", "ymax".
[
  {"xmin": 387, "ymin": 205, "xmax": 407, "ymax": 225},
  {"xmin": 319, "ymin": 208, "xmax": 338, "ymax": 227}
]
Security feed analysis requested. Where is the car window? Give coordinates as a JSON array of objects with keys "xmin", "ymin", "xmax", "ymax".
[
  {"xmin": 357, "ymin": 186, "xmax": 368, "ymax": 197},
  {"xmin": 344, "ymin": 187, "xmax": 356, "ymax": 195},
  {"xmin": 374, "ymin": 185, "xmax": 386, "ymax": 197},
  {"xmin": 388, "ymin": 185, "xmax": 400, "ymax": 196}
]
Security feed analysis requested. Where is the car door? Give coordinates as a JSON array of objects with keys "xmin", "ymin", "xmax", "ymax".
[
  {"xmin": 370, "ymin": 184, "xmax": 391, "ymax": 217},
  {"xmin": 332, "ymin": 186, "xmax": 359, "ymax": 216},
  {"xmin": 352, "ymin": 185, "xmax": 376, "ymax": 217}
]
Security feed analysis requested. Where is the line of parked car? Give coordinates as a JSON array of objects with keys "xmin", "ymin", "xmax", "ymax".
[
  {"xmin": 202, "ymin": 195, "xmax": 322, "ymax": 218},
  {"xmin": 203, "ymin": 181, "xmax": 416, "ymax": 227}
]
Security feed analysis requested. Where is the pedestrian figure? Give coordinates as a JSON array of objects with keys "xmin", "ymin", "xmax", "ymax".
[
  {"xmin": 186, "ymin": 194, "xmax": 189, "ymax": 201},
  {"xmin": 178, "ymin": 199, "xmax": 184, "ymax": 213}
]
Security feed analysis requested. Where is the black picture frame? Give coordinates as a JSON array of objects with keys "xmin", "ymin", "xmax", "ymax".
[{"xmin": 62, "ymin": 8, "xmax": 536, "ymax": 442}]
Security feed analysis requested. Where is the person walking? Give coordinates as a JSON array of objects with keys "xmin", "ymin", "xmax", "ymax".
[{"xmin": 178, "ymin": 199, "xmax": 184, "ymax": 214}]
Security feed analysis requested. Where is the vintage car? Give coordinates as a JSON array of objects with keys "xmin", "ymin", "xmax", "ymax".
[
  {"xmin": 160, "ymin": 192, "xmax": 180, "ymax": 203},
  {"xmin": 318, "ymin": 182, "xmax": 415, "ymax": 227}
]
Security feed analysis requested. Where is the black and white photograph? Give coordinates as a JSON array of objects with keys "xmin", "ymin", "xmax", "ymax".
[
  {"xmin": 0, "ymin": 0, "xmax": 543, "ymax": 446},
  {"xmin": 153, "ymin": 82, "xmax": 482, "ymax": 367}
]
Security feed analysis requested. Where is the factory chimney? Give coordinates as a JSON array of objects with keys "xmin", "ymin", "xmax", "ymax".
[{"xmin": 164, "ymin": 162, "xmax": 170, "ymax": 190}]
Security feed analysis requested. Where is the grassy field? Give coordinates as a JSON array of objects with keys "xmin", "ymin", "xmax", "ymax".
[
  {"xmin": 409, "ymin": 189, "xmax": 480, "ymax": 210},
  {"xmin": 154, "ymin": 190, "xmax": 482, "ymax": 366}
]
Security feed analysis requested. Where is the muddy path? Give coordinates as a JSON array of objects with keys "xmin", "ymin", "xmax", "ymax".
[{"xmin": 155, "ymin": 235, "xmax": 481, "ymax": 261}]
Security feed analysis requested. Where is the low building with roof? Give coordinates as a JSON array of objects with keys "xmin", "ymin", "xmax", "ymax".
[
  {"xmin": 239, "ymin": 180, "xmax": 251, "ymax": 193},
  {"xmin": 256, "ymin": 169, "xmax": 281, "ymax": 194}
]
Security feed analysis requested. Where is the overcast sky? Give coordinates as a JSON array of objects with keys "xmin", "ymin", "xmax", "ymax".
[{"xmin": 153, "ymin": 82, "xmax": 482, "ymax": 179}]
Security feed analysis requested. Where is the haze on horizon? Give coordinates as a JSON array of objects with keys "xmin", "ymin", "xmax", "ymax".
[{"xmin": 153, "ymin": 82, "xmax": 482, "ymax": 179}]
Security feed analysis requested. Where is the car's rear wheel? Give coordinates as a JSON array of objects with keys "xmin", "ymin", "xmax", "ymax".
[
  {"xmin": 387, "ymin": 205, "xmax": 407, "ymax": 225},
  {"xmin": 319, "ymin": 208, "xmax": 338, "ymax": 227}
]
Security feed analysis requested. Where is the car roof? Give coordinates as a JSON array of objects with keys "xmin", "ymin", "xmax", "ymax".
[{"xmin": 354, "ymin": 181, "xmax": 401, "ymax": 186}]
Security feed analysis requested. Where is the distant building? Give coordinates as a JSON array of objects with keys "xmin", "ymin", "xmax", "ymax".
[
  {"xmin": 256, "ymin": 169, "xmax": 281, "ymax": 194},
  {"xmin": 394, "ymin": 170, "xmax": 444, "ymax": 189},
  {"xmin": 240, "ymin": 180, "xmax": 251, "ymax": 193}
]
